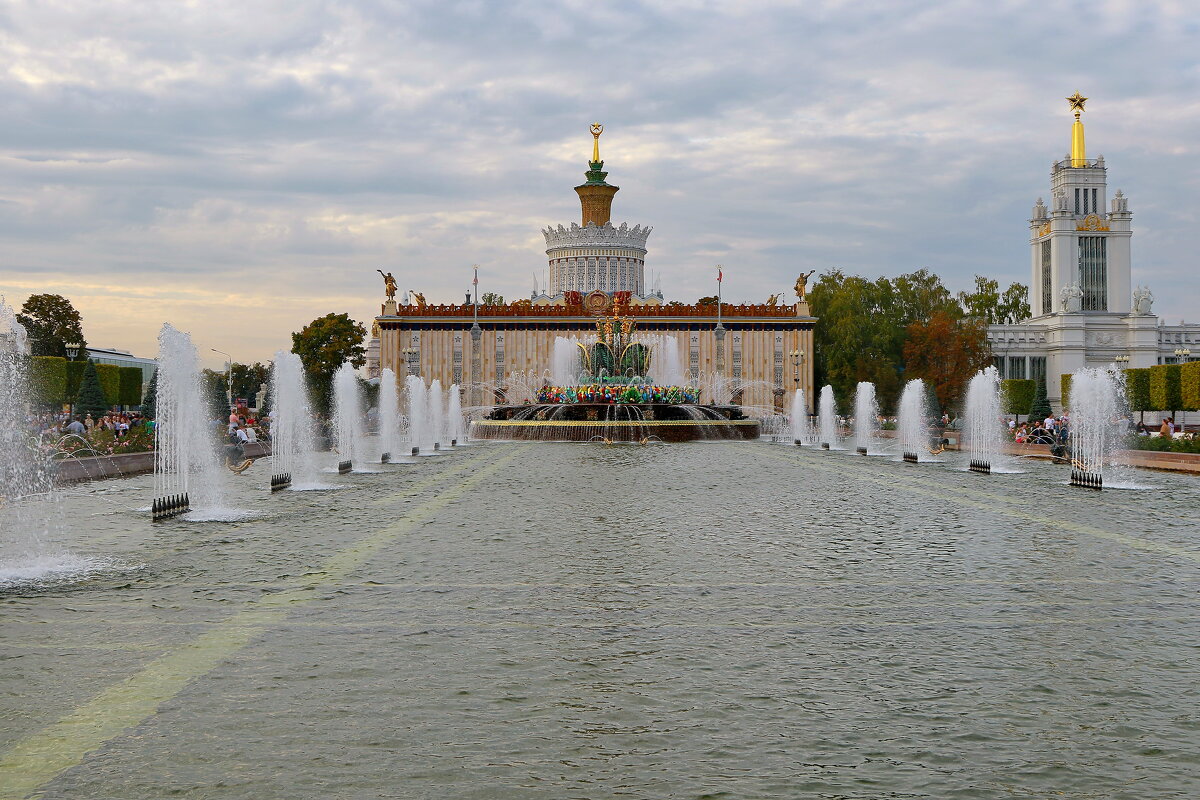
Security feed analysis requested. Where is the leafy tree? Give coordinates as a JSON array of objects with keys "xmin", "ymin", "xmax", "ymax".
[
  {"xmin": 1000, "ymin": 378, "xmax": 1035, "ymax": 420},
  {"xmin": 1029, "ymin": 375, "xmax": 1051, "ymax": 419},
  {"xmin": 16, "ymin": 294, "xmax": 86, "ymax": 358},
  {"xmin": 902, "ymin": 311, "xmax": 991, "ymax": 413},
  {"xmin": 229, "ymin": 362, "xmax": 269, "ymax": 404},
  {"xmin": 291, "ymin": 313, "xmax": 367, "ymax": 413},
  {"xmin": 664, "ymin": 300, "xmax": 687, "ymax": 307},
  {"xmin": 201, "ymin": 369, "xmax": 230, "ymax": 419},
  {"xmin": 479, "ymin": 292, "xmax": 505, "ymax": 305},
  {"xmin": 1149, "ymin": 364, "xmax": 1184, "ymax": 417},
  {"xmin": 29, "ymin": 356, "xmax": 67, "ymax": 406},
  {"xmin": 74, "ymin": 359, "xmax": 110, "ymax": 419},
  {"xmin": 1125, "ymin": 367, "xmax": 1154, "ymax": 423},
  {"xmin": 696, "ymin": 296, "xmax": 719, "ymax": 305},
  {"xmin": 958, "ymin": 276, "xmax": 1031, "ymax": 324},
  {"xmin": 141, "ymin": 370, "xmax": 159, "ymax": 418}
]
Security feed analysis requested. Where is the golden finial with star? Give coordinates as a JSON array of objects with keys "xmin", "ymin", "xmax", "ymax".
[
  {"xmin": 590, "ymin": 122, "xmax": 604, "ymax": 163},
  {"xmin": 1067, "ymin": 92, "xmax": 1087, "ymax": 117}
]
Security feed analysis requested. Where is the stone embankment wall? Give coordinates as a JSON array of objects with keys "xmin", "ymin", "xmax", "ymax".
[{"xmin": 54, "ymin": 442, "xmax": 272, "ymax": 484}]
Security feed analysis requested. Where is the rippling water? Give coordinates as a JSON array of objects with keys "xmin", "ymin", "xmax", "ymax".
[{"xmin": 2, "ymin": 442, "xmax": 1198, "ymax": 799}]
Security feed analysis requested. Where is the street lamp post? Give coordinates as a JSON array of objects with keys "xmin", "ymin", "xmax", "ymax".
[
  {"xmin": 1175, "ymin": 349, "xmax": 1192, "ymax": 430},
  {"xmin": 211, "ymin": 349, "xmax": 232, "ymax": 409}
]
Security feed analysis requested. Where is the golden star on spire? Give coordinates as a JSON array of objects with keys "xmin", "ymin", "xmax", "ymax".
[{"xmin": 1067, "ymin": 92, "xmax": 1087, "ymax": 114}]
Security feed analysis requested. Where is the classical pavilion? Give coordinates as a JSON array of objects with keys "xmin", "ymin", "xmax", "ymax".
[{"xmin": 370, "ymin": 125, "xmax": 816, "ymax": 412}]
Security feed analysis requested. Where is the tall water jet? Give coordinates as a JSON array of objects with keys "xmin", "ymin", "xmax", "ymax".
[
  {"xmin": 789, "ymin": 388, "xmax": 810, "ymax": 445},
  {"xmin": 1068, "ymin": 368, "xmax": 1124, "ymax": 488},
  {"xmin": 965, "ymin": 366, "xmax": 1003, "ymax": 474},
  {"xmin": 405, "ymin": 375, "xmax": 427, "ymax": 455},
  {"xmin": 429, "ymin": 379, "xmax": 445, "ymax": 450},
  {"xmin": 378, "ymin": 368, "xmax": 403, "ymax": 461},
  {"xmin": 332, "ymin": 362, "xmax": 365, "ymax": 469},
  {"xmin": 154, "ymin": 324, "xmax": 227, "ymax": 514},
  {"xmin": 269, "ymin": 351, "xmax": 324, "ymax": 488},
  {"xmin": 446, "ymin": 384, "xmax": 463, "ymax": 445},
  {"xmin": 551, "ymin": 337, "xmax": 581, "ymax": 386},
  {"xmin": 817, "ymin": 385, "xmax": 839, "ymax": 449},
  {"xmin": 853, "ymin": 382, "xmax": 879, "ymax": 455},
  {"xmin": 897, "ymin": 379, "xmax": 932, "ymax": 462}
]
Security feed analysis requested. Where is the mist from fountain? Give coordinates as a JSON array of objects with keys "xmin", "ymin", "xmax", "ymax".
[
  {"xmin": 446, "ymin": 384, "xmax": 463, "ymax": 445},
  {"xmin": 789, "ymin": 388, "xmax": 810, "ymax": 444},
  {"xmin": 853, "ymin": 382, "xmax": 880, "ymax": 454},
  {"xmin": 430, "ymin": 379, "xmax": 445, "ymax": 450},
  {"xmin": 1069, "ymin": 368, "xmax": 1126, "ymax": 487},
  {"xmin": 270, "ymin": 351, "xmax": 327, "ymax": 489},
  {"xmin": 965, "ymin": 366, "xmax": 1006, "ymax": 473},
  {"xmin": 551, "ymin": 337, "xmax": 583, "ymax": 386},
  {"xmin": 817, "ymin": 385, "xmax": 839, "ymax": 449},
  {"xmin": 332, "ymin": 362, "xmax": 365, "ymax": 469},
  {"xmin": 406, "ymin": 375, "xmax": 429, "ymax": 454},
  {"xmin": 897, "ymin": 379, "xmax": 932, "ymax": 461},
  {"xmin": 378, "ymin": 367, "xmax": 403, "ymax": 461},
  {"xmin": 154, "ymin": 323, "xmax": 230, "ymax": 514}
]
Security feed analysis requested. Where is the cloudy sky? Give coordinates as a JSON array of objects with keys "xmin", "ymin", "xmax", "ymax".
[{"xmin": 1, "ymin": 0, "xmax": 1197, "ymax": 367}]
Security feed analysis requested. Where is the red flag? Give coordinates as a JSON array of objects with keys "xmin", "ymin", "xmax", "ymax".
[
  {"xmin": 717, "ymin": 267, "xmax": 723, "ymax": 283},
  {"xmin": 472, "ymin": 268, "xmax": 479, "ymax": 286}
]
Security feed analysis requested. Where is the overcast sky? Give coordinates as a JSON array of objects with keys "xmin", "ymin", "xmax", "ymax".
[{"xmin": 1, "ymin": 0, "xmax": 1197, "ymax": 368}]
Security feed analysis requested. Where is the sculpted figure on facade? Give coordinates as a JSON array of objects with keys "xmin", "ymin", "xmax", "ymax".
[
  {"xmin": 1060, "ymin": 282, "xmax": 1083, "ymax": 313},
  {"xmin": 766, "ymin": 293, "xmax": 781, "ymax": 306},
  {"xmin": 1132, "ymin": 285, "xmax": 1154, "ymax": 315},
  {"xmin": 376, "ymin": 269, "xmax": 398, "ymax": 301},
  {"xmin": 794, "ymin": 270, "xmax": 817, "ymax": 301},
  {"xmin": 409, "ymin": 290, "xmax": 427, "ymax": 308}
]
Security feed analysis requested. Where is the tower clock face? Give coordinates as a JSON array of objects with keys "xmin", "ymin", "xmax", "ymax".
[{"xmin": 583, "ymin": 290, "xmax": 613, "ymax": 316}]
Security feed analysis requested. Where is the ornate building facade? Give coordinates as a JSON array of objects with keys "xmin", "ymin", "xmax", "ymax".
[
  {"xmin": 372, "ymin": 125, "xmax": 815, "ymax": 413},
  {"xmin": 986, "ymin": 94, "xmax": 1200, "ymax": 409}
]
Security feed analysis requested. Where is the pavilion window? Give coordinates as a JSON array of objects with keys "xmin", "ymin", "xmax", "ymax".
[
  {"xmin": 1040, "ymin": 240, "xmax": 1052, "ymax": 314},
  {"xmin": 1078, "ymin": 236, "xmax": 1107, "ymax": 311}
]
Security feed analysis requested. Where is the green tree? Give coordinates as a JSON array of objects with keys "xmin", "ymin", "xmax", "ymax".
[
  {"xmin": 201, "ymin": 369, "xmax": 230, "ymax": 419},
  {"xmin": 1000, "ymin": 378, "xmax": 1035, "ymax": 420},
  {"xmin": 95, "ymin": 364, "xmax": 121, "ymax": 407},
  {"xmin": 958, "ymin": 276, "xmax": 1031, "ymax": 324},
  {"xmin": 29, "ymin": 356, "xmax": 68, "ymax": 406},
  {"xmin": 902, "ymin": 311, "xmax": 991, "ymax": 413},
  {"xmin": 118, "ymin": 367, "xmax": 144, "ymax": 407},
  {"xmin": 1182, "ymin": 362, "xmax": 1200, "ymax": 413},
  {"xmin": 291, "ymin": 313, "xmax": 368, "ymax": 413},
  {"xmin": 1029, "ymin": 375, "xmax": 1052, "ymax": 420},
  {"xmin": 230, "ymin": 362, "xmax": 269, "ymax": 403},
  {"xmin": 696, "ymin": 296, "xmax": 719, "ymax": 305},
  {"xmin": 479, "ymin": 292, "xmax": 505, "ymax": 305},
  {"xmin": 1125, "ymin": 368, "xmax": 1154, "ymax": 423},
  {"xmin": 141, "ymin": 370, "xmax": 159, "ymax": 419},
  {"xmin": 74, "ymin": 359, "xmax": 110, "ymax": 419},
  {"xmin": 16, "ymin": 294, "xmax": 86, "ymax": 358},
  {"xmin": 1149, "ymin": 364, "xmax": 1183, "ymax": 417},
  {"xmin": 65, "ymin": 360, "xmax": 87, "ymax": 400}
]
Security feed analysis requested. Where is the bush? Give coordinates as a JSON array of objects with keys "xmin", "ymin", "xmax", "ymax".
[
  {"xmin": 1149, "ymin": 364, "xmax": 1183, "ymax": 413},
  {"xmin": 1125, "ymin": 368, "xmax": 1154, "ymax": 413},
  {"xmin": 75, "ymin": 360, "xmax": 111, "ymax": 419},
  {"xmin": 118, "ymin": 367, "xmax": 143, "ymax": 407},
  {"xmin": 29, "ymin": 356, "xmax": 67, "ymax": 405},
  {"xmin": 1060, "ymin": 373, "xmax": 1072, "ymax": 412},
  {"xmin": 95, "ymin": 363, "xmax": 121, "ymax": 407},
  {"xmin": 1029, "ymin": 376, "xmax": 1051, "ymax": 419},
  {"xmin": 65, "ymin": 360, "xmax": 87, "ymax": 400},
  {"xmin": 1000, "ymin": 379, "xmax": 1035, "ymax": 418},
  {"xmin": 142, "ymin": 371, "xmax": 158, "ymax": 419},
  {"xmin": 1181, "ymin": 361, "xmax": 1200, "ymax": 411},
  {"xmin": 1126, "ymin": 434, "xmax": 1200, "ymax": 454}
]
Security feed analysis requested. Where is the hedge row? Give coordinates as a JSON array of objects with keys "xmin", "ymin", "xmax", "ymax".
[
  {"xmin": 1000, "ymin": 379, "xmax": 1035, "ymax": 417},
  {"xmin": 1061, "ymin": 364, "xmax": 1199, "ymax": 414},
  {"xmin": 27, "ymin": 356, "xmax": 147, "ymax": 408}
]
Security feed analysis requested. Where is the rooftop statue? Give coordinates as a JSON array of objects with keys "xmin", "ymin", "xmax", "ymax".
[
  {"xmin": 795, "ymin": 270, "xmax": 817, "ymax": 301},
  {"xmin": 376, "ymin": 270, "xmax": 397, "ymax": 301}
]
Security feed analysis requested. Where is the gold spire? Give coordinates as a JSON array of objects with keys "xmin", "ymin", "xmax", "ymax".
[
  {"xmin": 1068, "ymin": 92, "xmax": 1087, "ymax": 167},
  {"xmin": 590, "ymin": 122, "xmax": 603, "ymax": 163}
]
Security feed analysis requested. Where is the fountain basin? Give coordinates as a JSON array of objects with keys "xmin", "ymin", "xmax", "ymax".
[{"xmin": 471, "ymin": 403, "xmax": 760, "ymax": 442}]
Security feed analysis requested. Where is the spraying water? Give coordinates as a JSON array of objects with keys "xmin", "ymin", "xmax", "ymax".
[
  {"xmin": 817, "ymin": 385, "xmax": 839, "ymax": 448},
  {"xmin": 429, "ymin": 379, "xmax": 445, "ymax": 450},
  {"xmin": 853, "ymin": 382, "xmax": 879, "ymax": 454},
  {"xmin": 154, "ymin": 324, "xmax": 228, "ymax": 512},
  {"xmin": 378, "ymin": 368, "xmax": 403, "ymax": 461},
  {"xmin": 1069, "ymin": 368, "xmax": 1125, "ymax": 487},
  {"xmin": 965, "ymin": 366, "xmax": 1003, "ymax": 473},
  {"xmin": 446, "ymin": 384, "xmax": 463, "ymax": 445},
  {"xmin": 405, "ymin": 375, "xmax": 427, "ymax": 454},
  {"xmin": 269, "ymin": 351, "xmax": 325, "ymax": 488},
  {"xmin": 332, "ymin": 362, "xmax": 365, "ymax": 468},
  {"xmin": 551, "ymin": 338, "xmax": 582, "ymax": 386},
  {"xmin": 897, "ymin": 379, "xmax": 931, "ymax": 461},
  {"xmin": 789, "ymin": 388, "xmax": 810, "ymax": 444}
]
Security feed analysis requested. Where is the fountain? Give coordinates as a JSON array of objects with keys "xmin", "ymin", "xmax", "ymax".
[
  {"xmin": 897, "ymin": 379, "xmax": 933, "ymax": 463},
  {"xmin": 269, "ymin": 351, "xmax": 326, "ymax": 489},
  {"xmin": 965, "ymin": 366, "xmax": 1003, "ymax": 474},
  {"xmin": 378, "ymin": 368, "xmax": 403, "ymax": 462},
  {"xmin": 332, "ymin": 362, "xmax": 365, "ymax": 470},
  {"xmin": 430, "ymin": 379, "xmax": 445, "ymax": 451},
  {"xmin": 405, "ymin": 375, "xmax": 428, "ymax": 456},
  {"xmin": 1068, "ymin": 368, "xmax": 1124, "ymax": 489},
  {"xmin": 789, "ymin": 388, "xmax": 810, "ymax": 445},
  {"xmin": 470, "ymin": 313, "xmax": 758, "ymax": 442},
  {"xmin": 153, "ymin": 324, "xmax": 229, "ymax": 518},
  {"xmin": 817, "ymin": 385, "xmax": 839, "ymax": 449},
  {"xmin": 852, "ymin": 382, "xmax": 879, "ymax": 455},
  {"xmin": 552, "ymin": 337, "xmax": 583, "ymax": 386},
  {"xmin": 446, "ymin": 384, "xmax": 463, "ymax": 446}
]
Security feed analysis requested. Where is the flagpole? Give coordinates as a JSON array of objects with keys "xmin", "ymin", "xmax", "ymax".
[
  {"xmin": 716, "ymin": 264, "xmax": 722, "ymax": 328},
  {"xmin": 472, "ymin": 265, "xmax": 479, "ymax": 325}
]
